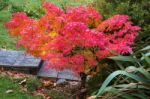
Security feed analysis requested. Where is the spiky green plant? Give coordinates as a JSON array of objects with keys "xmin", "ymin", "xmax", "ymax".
[{"xmin": 92, "ymin": 45, "xmax": 150, "ymax": 99}]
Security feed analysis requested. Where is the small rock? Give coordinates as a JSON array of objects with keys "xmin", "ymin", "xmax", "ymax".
[
  {"xmin": 56, "ymin": 79, "xmax": 66, "ymax": 85},
  {"xmin": 86, "ymin": 75, "xmax": 92, "ymax": 81}
]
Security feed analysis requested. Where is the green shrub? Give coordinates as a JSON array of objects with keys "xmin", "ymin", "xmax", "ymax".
[
  {"xmin": 0, "ymin": 0, "xmax": 9, "ymax": 10},
  {"xmin": 22, "ymin": 0, "xmax": 45, "ymax": 18},
  {"xmin": 94, "ymin": 0, "xmax": 150, "ymax": 50},
  {"xmin": 9, "ymin": 0, "xmax": 94, "ymax": 18},
  {"xmin": 47, "ymin": 0, "xmax": 94, "ymax": 10},
  {"xmin": 9, "ymin": 0, "xmax": 45, "ymax": 18},
  {"xmin": 9, "ymin": 4, "xmax": 23, "ymax": 13}
]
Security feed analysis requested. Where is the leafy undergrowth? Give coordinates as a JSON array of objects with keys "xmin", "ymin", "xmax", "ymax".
[
  {"xmin": 0, "ymin": 68, "xmax": 80, "ymax": 99},
  {"xmin": 0, "ymin": 75, "xmax": 43, "ymax": 99},
  {"xmin": 0, "ymin": 68, "xmax": 44, "ymax": 99}
]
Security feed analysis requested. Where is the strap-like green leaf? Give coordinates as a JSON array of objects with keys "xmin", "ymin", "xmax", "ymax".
[
  {"xmin": 132, "ymin": 93, "xmax": 147, "ymax": 99},
  {"xmin": 141, "ymin": 45, "xmax": 150, "ymax": 51},
  {"xmin": 141, "ymin": 54, "xmax": 150, "ymax": 65},
  {"xmin": 96, "ymin": 70, "xmax": 150, "ymax": 97},
  {"xmin": 108, "ymin": 55, "xmax": 136, "ymax": 62},
  {"xmin": 125, "ymin": 66, "xmax": 150, "ymax": 79},
  {"xmin": 113, "ymin": 83, "xmax": 149, "ymax": 89},
  {"xmin": 121, "ymin": 94, "xmax": 135, "ymax": 99}
]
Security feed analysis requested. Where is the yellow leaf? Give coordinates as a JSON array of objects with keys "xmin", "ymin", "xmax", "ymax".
[{"xmin": 48, "ymin": 31, "xmax": 58, "ymax": 38}]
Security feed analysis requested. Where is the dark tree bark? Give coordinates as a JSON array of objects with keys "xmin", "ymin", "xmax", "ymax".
[{"xmin": 78, "ymin": 72, "xmax": 87, "ymax": 99}]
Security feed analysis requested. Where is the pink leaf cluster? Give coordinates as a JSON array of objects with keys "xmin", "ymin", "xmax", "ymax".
[{"xmin": 5, "ymin": 2, "xmax": 140, "ymax": 73}]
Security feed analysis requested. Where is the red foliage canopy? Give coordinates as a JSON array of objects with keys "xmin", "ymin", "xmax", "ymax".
[{"xmin": 5, "ymin": 2, "xmax": 140, "ymax": 73}]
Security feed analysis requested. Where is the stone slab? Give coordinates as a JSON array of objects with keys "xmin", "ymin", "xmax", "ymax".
[
  {"xmin": 37, "ymin": 62, "xmax": 58, "ymax": 78},
  {"xmin": 0, "ymin": 50, "xmax": 80, "ymax": 81},
  {"xmin": 37, "ymin": 61, "xmax": 81, "ymax": 81},
  {"xmin": 58, "ymin": 70, "xmax": 80, "ymax": 81},
  {"xmin": 0, "ymin": 50, "xmax": 41, "ymax": 68}
]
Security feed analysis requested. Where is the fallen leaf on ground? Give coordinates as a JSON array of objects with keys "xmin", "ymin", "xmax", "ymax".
[
  {"xmin": 87, "ymin": 96, "xmax": 96, "ymax": 99},
  {"xmin": 19, "ymin": 78, "xmax": 27, "ymax": 85},
  {"xmin": 5, "ymin": 89, "xmax": 13, "ymax": 94}
]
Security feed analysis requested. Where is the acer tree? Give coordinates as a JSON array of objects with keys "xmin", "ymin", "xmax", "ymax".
[{"xmin": 5, "ymin": 2, "xmax": 140, "ymax": 98}]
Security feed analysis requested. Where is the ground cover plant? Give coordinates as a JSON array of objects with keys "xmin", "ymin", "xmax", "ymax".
[
  {"xmin": 0, "ymin": 74, "xmax": 42, "ymax": 99},
  {"xmin": 0, "ymin": 68, "xmax": 79, "ymax": 99}
]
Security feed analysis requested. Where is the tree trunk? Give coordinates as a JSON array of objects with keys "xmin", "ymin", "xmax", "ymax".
[{"xmin": 78, "ymin": 72, "xmax": 87, "ymax": 99}]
